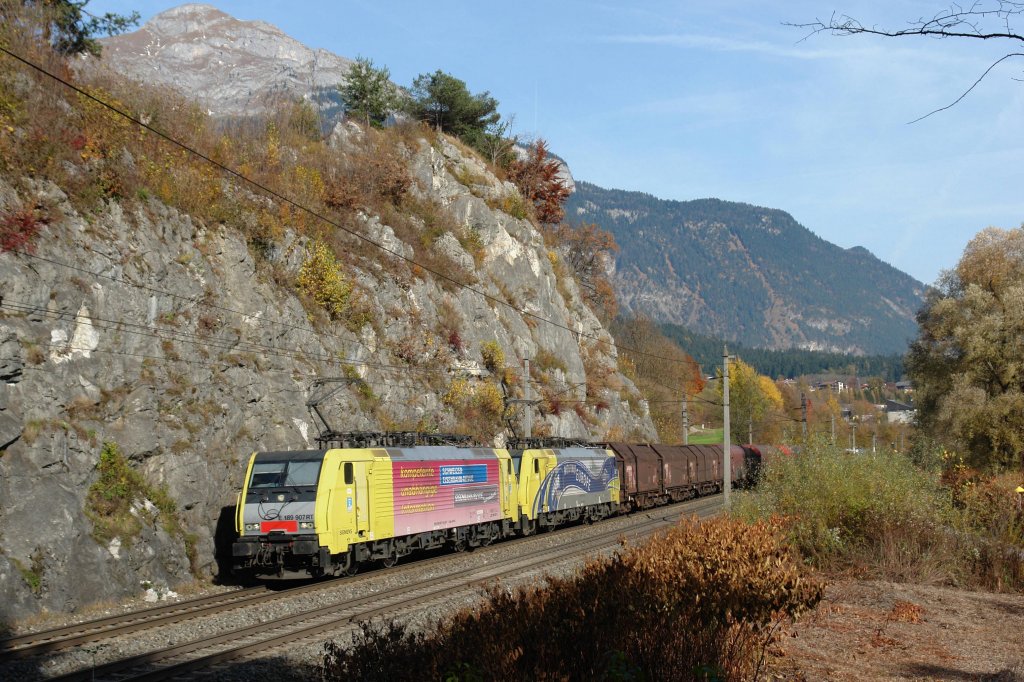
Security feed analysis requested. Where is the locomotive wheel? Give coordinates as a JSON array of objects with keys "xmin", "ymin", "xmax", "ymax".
[
  {"xmin": 381, "ymin": 552, "xmax": 398, "ymax": 568},
  {"xmin": 335, "ymin": 551, "xmax": 358, "ymax": 577},
  {"xmin": 452, "ymin": 537, "xmax": 468, "ymax": 552},
  {"xmin": 479, "ymin": 524, "xmax": 496, "ymax": 546}
]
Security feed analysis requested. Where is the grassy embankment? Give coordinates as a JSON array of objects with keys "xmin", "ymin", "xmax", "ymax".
[
  {"xmin": 687, "ymin": 428, "xmax": 724, "ymax": 444},
  {"xmin": 733, "ymin": 439, "xmax": 1024, "ymax": 590}
]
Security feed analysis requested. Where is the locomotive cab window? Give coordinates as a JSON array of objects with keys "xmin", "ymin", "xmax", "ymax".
[
  {"xmin": 534, "ymin": 459, "xmax": 540, "ymax": 474},
  {"xmin": 248, "ymin": 460, "xmax": 322, "ymax": 489},
  {"xmin": 284, "ymin": 460, "xmax": 320, "ymax": 486},
  {"xmin": 343, "ymin": 462, "xmax": 353, "ymax": 485},
  {"xmin": 249, "ymin": 462, "xmax": 286, "ymax": 488}
]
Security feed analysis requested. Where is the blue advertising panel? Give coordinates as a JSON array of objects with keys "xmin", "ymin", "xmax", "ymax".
[{"xmin": 438, "ymin": 464, "xmax": 489, "ymax": 486}]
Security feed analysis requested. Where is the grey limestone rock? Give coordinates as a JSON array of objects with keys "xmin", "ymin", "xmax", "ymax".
[{"xmin": 0, "ymin": 326, "xmax": 23, "ymax": 384}]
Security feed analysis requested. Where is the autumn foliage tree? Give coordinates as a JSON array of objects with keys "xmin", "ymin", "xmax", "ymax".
[
  {"xmin": 907, "ymin": 225, "xmax": 1024, "ymax": 470},
  {"xmin": 715, "ymin": 357, "xmax": 784, "ymax": 444},
  {"xmin": 611, "ymin": 315, "xmax": 705, "ymax": 442},
  {"xmin": 548, "ymin": 221, "xmax": 619, "ymax": 322},
  {"xmin": 506, "ymin": 139, "xmax": 571, "ymax": 225}
]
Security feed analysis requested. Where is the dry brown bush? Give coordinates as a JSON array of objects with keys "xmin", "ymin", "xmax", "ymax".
[{"xmin": 320, "ymin": 516, "xmax": 823, "ymax": 681}]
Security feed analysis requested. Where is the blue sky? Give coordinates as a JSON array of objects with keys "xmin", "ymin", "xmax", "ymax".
[{"xmin": 86, "ymin": 0, "xmax": 1024, "ymax": 285}]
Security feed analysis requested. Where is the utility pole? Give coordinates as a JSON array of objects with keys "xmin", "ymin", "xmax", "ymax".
[
  {"xmin": 747, "ymin": 416, "xmax": 752, "ymax": 445},
  {"xmin": 831, "ymin": 414, "xmax": 835, "ymax": 444},
  {"xmin": 851, "ymin": 422, "xmax": 857, "ymax": 451},
  {"xmin": 681, "ymin": 393, "xmax": 689, "ymax": 445},
  {"xmin": 872, "ymin": 432, "xmax": 877, "ymax": 453},
  {"xmin": 722, "ymin": 345, "xmax": 731, "ymax": 508},
  {"xmin": 522, "ymin": 358, "xmax": 532, "ymax": 438},
  {"xmin": 506, "ymin": 359, "xmax": 541, "ymax": 441},
  {"xmin": 801, "ymin": 393, "xmax": 807, "ymax": 438}
]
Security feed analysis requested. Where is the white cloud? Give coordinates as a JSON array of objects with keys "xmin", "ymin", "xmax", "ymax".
[{"xmin": 599, "ymin": 32, "xmax": 854, "ymax": 60}]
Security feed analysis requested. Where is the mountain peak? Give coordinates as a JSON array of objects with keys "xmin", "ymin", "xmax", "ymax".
[
  {"xmin": 566, "ymin": 183, "xmax": 923, "ymax": 354},
  {"xmin": 100, "ymin": 3, "xmax": 353, "ymax": 117}
]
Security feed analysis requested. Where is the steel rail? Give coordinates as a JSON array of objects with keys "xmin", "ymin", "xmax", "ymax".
[{"xmin": 0, "ymin": 586, "xmax": 267, "ymax": 662}]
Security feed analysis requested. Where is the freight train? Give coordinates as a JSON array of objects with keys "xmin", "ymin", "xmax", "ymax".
[{"xmin": 231, "ymin": 436, "xmax": 765, "ymax": 580}]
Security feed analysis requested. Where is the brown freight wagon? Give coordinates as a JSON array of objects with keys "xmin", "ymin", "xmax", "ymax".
[
  {"xmin": 697, "ymin": 444, "xmax": 758, "ymax": 489},
  {"xmin": 607, "ymin": 442, "xmax": 663, "ymax": 510},
  {"xmin": 730, "ymin": 445, "xmax": 753, "ymax": 487},
  {"xmin": 607, "ymin": 442, "xmax": 758, "ymax": 510},
  {"xmin": 650, "ymin": 444, "xmax": 700, "ymax": 502},
  {"xmin": 681, "ymin": 444, "xmax": 721, "ymax": 494},
  {"xmin": 699, "ymin": 444, "xmax": 754, "ymax": 489}
]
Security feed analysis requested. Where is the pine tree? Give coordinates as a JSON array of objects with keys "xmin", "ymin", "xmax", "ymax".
[
  {"xmin": 407, "ymin": 70, "xmax": 500, "ymax": 141},
  {"xmin": 338, "ymin": 57, "xmax": 398, "ymax": 128}
]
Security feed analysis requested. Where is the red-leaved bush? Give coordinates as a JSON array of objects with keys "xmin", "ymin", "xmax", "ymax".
[{"xmin": 0, "ymin": 208, "xmax": 45, "ymax": 253}]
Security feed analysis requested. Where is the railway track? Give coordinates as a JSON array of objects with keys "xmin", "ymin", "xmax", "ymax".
[
  {"xmin": 1, "ymin": 543, "xmax": 482, "ymax": 663},
  {"xmin": 0, "ymin": 587, "xmax": 268, "ymax": 661},
  {"xmin": 13, "ymin": 495, "xmax": 721, "ymax": 681}
]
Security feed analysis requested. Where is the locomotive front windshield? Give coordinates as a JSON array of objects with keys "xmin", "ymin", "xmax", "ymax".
[{"xmin": 248, "ymin": 460, "xmax": 322, "ymax": 489}]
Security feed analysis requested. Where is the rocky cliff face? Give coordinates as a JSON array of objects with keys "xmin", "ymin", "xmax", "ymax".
[
  {"xmin": 0, "ymin": 127, "xmax": 652, "ymax": 621},
  {"xmin": 99, "ymin": 3, "xmax": 353, "ymax": 119}
]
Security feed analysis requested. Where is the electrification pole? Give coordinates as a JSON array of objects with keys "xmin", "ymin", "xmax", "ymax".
[
  {"xmin": 681, "ymin": 393, "xmax": 689, "ymax": 445},
  {"xmin": 831, "ymin": 414, "xmax": 835, "ymax": 443},
  {"xmin": 522, "ymin": 358, "xmax": 532, "ymax": 438},
  {"xmin": 801, "ymin": 393, "xmax": 807, "ymax": 438},
  {"xmin": 722, "ymin": 345, "xmax": 731, "ymax": 508}
]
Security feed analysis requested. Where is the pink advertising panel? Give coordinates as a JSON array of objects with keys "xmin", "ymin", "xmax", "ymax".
[{"xmin": 392, "ymin": 458, "xmax": 501, "ymax": 535}]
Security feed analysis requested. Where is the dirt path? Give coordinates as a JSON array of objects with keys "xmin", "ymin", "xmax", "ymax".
[{"xmin": 770, "ymin": 580, "xmax": 1024, "ymax": 680}]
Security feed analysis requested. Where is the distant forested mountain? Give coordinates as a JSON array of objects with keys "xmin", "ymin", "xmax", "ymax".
[
  {"xmin": 566, "ymin": 182, "xmax": 925, "ymax": 355},
  {"xmin": 660, "ymin": 323, "xmax": 905, "ymax": 381}
]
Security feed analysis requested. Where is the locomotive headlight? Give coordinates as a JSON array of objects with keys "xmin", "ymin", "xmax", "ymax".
[
  {"xmin": 245, "ymin": 523, "xmax": 259, "ymax": 531},
  {"xmin": 299, "ymin": 521, "xmax": 315, "ymax": 530}
]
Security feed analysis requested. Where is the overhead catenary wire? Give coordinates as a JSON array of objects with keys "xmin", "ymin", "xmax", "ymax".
[
  {"xmin": 0, "ymin": 45, "xmax": 703, "ymax": 372},
  {"xmin": 0, "ymin": 295, "xmax": 566, "ymax": 396},
  {"xmin": 18, "ymin": 333, "xmax": 626, "ymax": 413},
  {"xmin": 10, "ymin": 246, "xmax": 384, "ymax": 361},
  {"xmin": 15, "ymin": 331, "xmax": 465, "ymax": 397},
  {"xmin": 0, "ymin": 298, "xmax": 459, "ymax": 378},
  {"xmin": 2, "ymin": 298, "xmax": 578, "ymax": 405}
]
